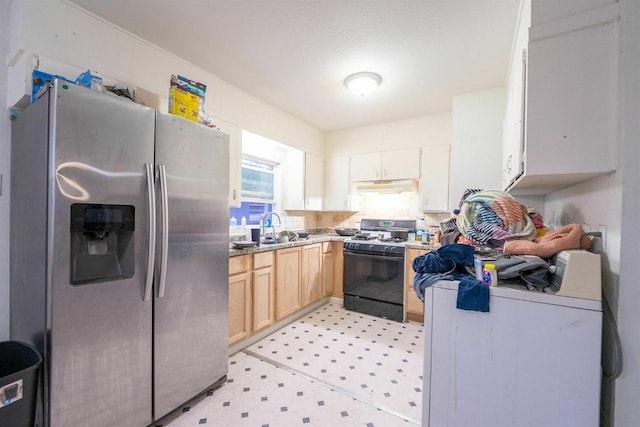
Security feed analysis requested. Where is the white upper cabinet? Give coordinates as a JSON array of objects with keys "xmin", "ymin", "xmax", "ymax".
[
  {"xmin": 505, "ymin": 1, "xmax": 619, "ymax": 195},
  {"xmin": 350, "ymin": 148, "xmax": 420, "ymax": 182},
  {"xmin": 350, "ymin": 152, "xmax": 382, "ymax": 181},
  {"xmin": 502, "ymin": 0, "xmax": 530, "ymax": 190},
  {"xmin": 419, "ymin": 145, "xmax": 450, "ymax": 212},
  {"xmin": 304, "ymin": 152, "xmax": 324, "ymax": 210},
  {"xmin": 283, "ymin": 149, "xmax": 325, "ymax": 211},
  {"xmin": 283, "ymin": 148, "xmax": 305, "ymax": 210},
  {"xmin": 216, "ymin": 119, "xmax": 242, "ymax": 207},
  {"xmin": 324, "ymin": 156, "xmax": 357, "ymax": 211}
]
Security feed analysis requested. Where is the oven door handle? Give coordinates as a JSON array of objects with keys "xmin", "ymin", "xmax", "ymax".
[{"xmin": 343, "ymin": 251, "xmax": 403, "ymax": 262}]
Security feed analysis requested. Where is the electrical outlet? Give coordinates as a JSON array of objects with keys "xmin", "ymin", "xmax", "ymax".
[{"xmin": 591, "ymin": 225, "xmax": 607, "ymax": 254}]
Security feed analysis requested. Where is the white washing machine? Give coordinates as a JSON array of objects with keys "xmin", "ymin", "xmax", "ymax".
[{"xmin": 421, "ymin": 256, "xmax": 602, "ymax": 427}]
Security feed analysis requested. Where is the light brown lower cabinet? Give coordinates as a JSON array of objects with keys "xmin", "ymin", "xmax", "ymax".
[
  {"xmin": 228, "ymin": 255, "xmax": 252, "ymax": 346},
  {"xmin": 321, "ymin": 242, "xmax": 334, "ymax": 298},
  {"xmin": 275, "ymin": 247, "xmax": 302, "ymax": 320},
  {"xmin": 301, "ymin": 243, "xmax": 322, "ymax": 306},
  {"xmin": 252, "ymin": 251, "xmax": 275, "ymax": 332},
  {"xmin": 332, "ymin": 243, "xmax": 343, "ymax": 298},
  {"xmin": 405, "ymin": 247, "xmax": 429, "ymax": 321},
  {"xmin": 229, "ymin": 241, "xmax": 338, "ymax": 346}
]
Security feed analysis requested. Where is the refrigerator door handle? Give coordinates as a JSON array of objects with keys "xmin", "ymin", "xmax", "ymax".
[
  {"xmin": 144, "ymin": 163, "xmax": 156, "ymax": 302},
  {"xmin": 157, "ymin": 164, "xmax": 169, "ymax": 298}
]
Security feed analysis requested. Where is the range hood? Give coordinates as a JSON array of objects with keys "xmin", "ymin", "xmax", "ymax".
[{"xmin": 353, "ymin": 179, "xmax": 418, "ymax": 194}]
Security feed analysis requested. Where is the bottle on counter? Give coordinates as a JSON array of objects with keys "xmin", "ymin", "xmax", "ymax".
[
  {"xmin": 416, "ymin": 217, "xmax": 427, "ymax": 242},
  {"xmin": 482, "ymin": 263, "xmax": 498, "ymax": 287},
  {"xmin": 241, "ymin": 216, "xmax": 249, "ymax": 240},
  {"xmin": 429, "ymin": 225, "xmax": 441, "ymax": 244},
  {"xmin": 230, "ymin": 216, "xmax": 237, "ymax": 227},
  {"xmin": 474, "ymin": 257, "xmax": 484, "ymax": 281}
]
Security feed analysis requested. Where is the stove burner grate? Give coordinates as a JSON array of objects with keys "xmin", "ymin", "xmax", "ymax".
[
  {"xmin": 379, "ymin": 237, "xmax": 408, "ymax": 243},
  {"xmin": 352, "ymin": 234, "xmax": 375, "ymax": 241}
]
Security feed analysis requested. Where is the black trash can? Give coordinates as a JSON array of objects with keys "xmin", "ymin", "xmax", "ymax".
[{"xmin": 0, "ymin": 341, "xmax": 42, "ymax": 427}]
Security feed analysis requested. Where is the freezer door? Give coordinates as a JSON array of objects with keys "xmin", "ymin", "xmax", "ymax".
[
  {"xmin": 153, "ymin": 112, "xmax": 230, "ymax": 420},
  {"xmin": 48, "ymin": 81, "xmax": 155, "ymax": 426}
]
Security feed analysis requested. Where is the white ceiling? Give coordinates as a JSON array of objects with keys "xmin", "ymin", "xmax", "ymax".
[{"xmin": 68, "ymin": 0, "xmax": 521, "ymax": 132}]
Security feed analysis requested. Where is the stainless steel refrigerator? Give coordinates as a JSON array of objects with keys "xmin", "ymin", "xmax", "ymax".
[{"xmin": 10, "ymin": 79, "xmax": 229, "ymax": 426}]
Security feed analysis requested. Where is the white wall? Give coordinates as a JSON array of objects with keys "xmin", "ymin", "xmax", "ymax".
[
  {"xmin": 8, "ymin": 0, "xmax": 324, "ymax": 154},
  {"xmin": 450, "ymin": 88, "xmax": 505, "ymax": 208},
  {"xmin": 325, "ymin": 113, "xmax": 451, "ymax": 156},
  {"xmin": 613, "ymin": 0, "xmax": 640, "ymax": 425},
  {"xmin": 0, "ymin": 0, "xmax": 11, "ymax": 341}
]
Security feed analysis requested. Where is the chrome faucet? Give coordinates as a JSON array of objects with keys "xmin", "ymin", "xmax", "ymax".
[{"xmin": 260, "ymin": 212, "xmax": 282, "ymax": 238}]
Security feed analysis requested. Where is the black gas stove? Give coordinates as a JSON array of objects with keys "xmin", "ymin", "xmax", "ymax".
[{"xmin": 342, "ymin": 219, "xmax": 416, "ymax": 322}]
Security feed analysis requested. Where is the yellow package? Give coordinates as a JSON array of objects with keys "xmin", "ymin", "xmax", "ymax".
[{"xmin": 168, "ymin": 87, "xmax": 200, "ymax": 122}]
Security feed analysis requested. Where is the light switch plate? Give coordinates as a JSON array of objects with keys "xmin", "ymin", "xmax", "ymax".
[{"xmin": 591, "ymin": 225, "xmax": 607, "ymax": 254}]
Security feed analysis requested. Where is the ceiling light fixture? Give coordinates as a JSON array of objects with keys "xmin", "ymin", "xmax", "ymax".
[{"xmin": 344, "ymin": 71, "xmax": 382, "ymax": 97}]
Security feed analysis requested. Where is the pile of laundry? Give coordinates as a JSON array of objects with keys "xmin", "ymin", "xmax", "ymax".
[
  {"xmin": 413, "ymin": 188, "xmax": 594, "ymax": 309},
  {"xmin": 439, "ymin": 188, "xmax": 591, "ymax": 256}
]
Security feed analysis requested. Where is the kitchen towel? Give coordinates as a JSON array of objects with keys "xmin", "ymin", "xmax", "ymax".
[{"xmin": 456, "ymin": 276, "xmax": 490, "ymax": 312}]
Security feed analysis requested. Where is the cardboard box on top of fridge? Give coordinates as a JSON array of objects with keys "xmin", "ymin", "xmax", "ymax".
[
  {"xmin": 169, "ymin": 74, "xmax": 206, "ymax": 122},
  {"xmin": 169, "ymin": 87, "xmax": 200, "ymax": 122},
  {"xmin": 31, "ymin": 69, "xmax": 73, "ymax": 102},
  {"xmin": 75, "ymin": 70, "xmax": 104, "ymax": 92}
]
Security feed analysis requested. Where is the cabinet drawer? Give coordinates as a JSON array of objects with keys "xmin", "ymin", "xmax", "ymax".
[
  {"xmin": 254, "ymin": 251, "xmax": 274, "ymax": 269},
  {"xmin": 229, "ymin": 254, "xmax": 251, "ymax": 275},
  {"xmin": 322, "ymin": 242, "xmax": 333, "ymax": 254}
]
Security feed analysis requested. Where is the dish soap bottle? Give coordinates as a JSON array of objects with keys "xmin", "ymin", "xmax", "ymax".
[
  {"xmin": 416, "ymin": 217, "xmax": 427, "ymax": 242},
  {"xmin": 241, "ymin": 216, "xmax": 249, "ymax": 240},
  {"xmin": 230, "ymin": 216, "xmax": 237, "ymax": 227}
]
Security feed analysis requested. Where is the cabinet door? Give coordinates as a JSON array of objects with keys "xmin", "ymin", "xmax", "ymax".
[
  {"xmin": 350, "ymin": 152, "xmax": 382, "ymax": 181},
  {"xmin": 301, "ymin": 243, "xmax": 322, "ymax": 306},
  {"xmin": 502, "ymin": 46, "xmax": 527, "ymax": 190},
  {"xmin": 526, "ymin": 20, "xmax": 617, "ymax": 178},
  {"xmin": 217, "ymin": 119, "xmax": 242, "ymax": 207},
  {"xmin": 228, "ymin": 271, "xmax": 251, "ymax": 346},
  {"xmin": 405, "ymin": 248, "xmax": 428, "ymax": 320},
  {"xmin": 284, "ymin": 148, "xmax": 305, "ymax": 210},
  {"xmin": 322, "ymin": 251, "xmax": 334, "ymax": 298},
  {"xmin": 253, "ymin": 266, "xmax": 275, "ymax": 332},
  {"xmin": 305, "ymin": 152, "xmax": 324, "ymax": 210},
  {"xmin": 332, "ymin": 244, "xmax": 344, "ymax": 298},
  {"xmin": 419, "ymin": 145, "xmax": 450, "ymax": 212},
  {"xmin": 382, "ymin": 148, "xmax": 421, "ymax": 180},
  {"xmin": 275, "ymin": 247, "xmax": 301, "ymax": 320},
  {"xmin": 325, "ymin": 156, "xmax": 353, "ymax": 211}
]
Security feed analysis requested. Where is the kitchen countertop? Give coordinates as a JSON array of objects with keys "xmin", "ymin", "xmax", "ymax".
[
  {"xmin": 229, "ymin": 234, "xmax": 348, "ymax": 256},
  {"xmin": 405, "ymin": 241, "xmax": 439, "ymax": 251},
  {"xmin": 229, "ymin": 235, "xmax": 439, "ymax": 257}
]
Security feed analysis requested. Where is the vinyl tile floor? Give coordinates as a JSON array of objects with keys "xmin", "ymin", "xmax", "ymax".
[{"xmin": 157, "ymin": 301, "xmax": 424, "ymax": 427}]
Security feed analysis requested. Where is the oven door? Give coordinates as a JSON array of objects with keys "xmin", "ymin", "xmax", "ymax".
[{"xmin": 342, "ymin": 249, "xmax": 404, "ymax": 321}]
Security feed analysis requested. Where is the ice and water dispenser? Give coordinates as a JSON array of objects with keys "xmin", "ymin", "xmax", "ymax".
[{"xmin": 70, "ymin": 203, "xmax": 135, "ymax": 284}]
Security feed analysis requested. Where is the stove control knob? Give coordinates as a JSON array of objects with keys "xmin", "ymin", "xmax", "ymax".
[
  {"xmin": 368, "ymin": 244, "xmax": 375, "ymax": 251},
  {"xmin": 384, "ymin": 246, "xmax": 391, "ymax": 252}
]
